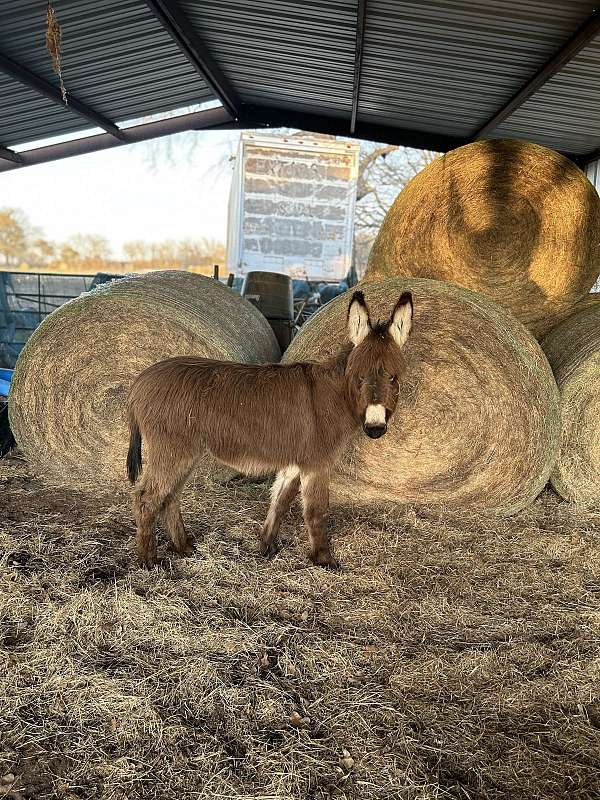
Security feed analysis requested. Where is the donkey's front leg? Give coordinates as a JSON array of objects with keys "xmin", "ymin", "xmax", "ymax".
[
  {"xmin": 300, "ymin": 470, "xmax": 339, "ymax": 570},
  {"xmin": 260, "ymin": 466, "xmax": 300, "ymax": 557}
]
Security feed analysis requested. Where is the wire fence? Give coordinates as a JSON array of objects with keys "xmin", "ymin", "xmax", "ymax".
[{"xmin": 0, "ymin": 271, "xmax": 116, "ymax": 368}]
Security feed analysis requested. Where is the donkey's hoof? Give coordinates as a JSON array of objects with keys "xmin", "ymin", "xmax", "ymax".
[
  {"xmin": 260, "ymin": 539, "xmax": 280, "ymax": 559},
  {"xmin": 138, "ymin": 555, "xmax": 157, "ymax": 570},
  {"xmin": 169, "ymin": 539, "xmax": 194, "ymax": 557},
  {"xmin": 309, "ymin": 548, "xmax": 340, "ymax": 571}
]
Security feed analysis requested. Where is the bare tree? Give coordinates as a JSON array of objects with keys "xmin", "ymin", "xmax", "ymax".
[
  {"xmin": 28, "ymin": 237, "xmax": 56, "ymax": 266},
  {"xmin": 144, "ymin": 128, "xmax": 240, "ymax": 186},
  {"xmin": 0, "ymin": 208, "xmax": 31, "ymax": 266},
  {"xmin": 122, "ymin": 236, "xmax": 226, "ymax": 272},
  {"xmin": 352, "ymin": 144, "xmax": 437, "ymax": 277},
  {"xmin": 68, "ymin": 234, "xmax": 112, "ymax": 263}
]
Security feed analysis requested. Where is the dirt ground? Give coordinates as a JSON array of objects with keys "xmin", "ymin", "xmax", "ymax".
[{"xmin": 1, "ymin": 452, "xmax": 599, "ymax": 800}]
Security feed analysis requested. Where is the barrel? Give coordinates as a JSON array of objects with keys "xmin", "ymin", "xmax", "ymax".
[{"xmin": 242, "ymin": 271, "xmax": 294, "ymax": 352}]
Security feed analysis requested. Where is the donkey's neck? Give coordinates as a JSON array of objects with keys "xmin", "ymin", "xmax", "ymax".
[
  {"xmin": 306, "ymin": 343, "xmax": 359, "ymax": 438},
  {"xmin": 310, "ymin": 343, "xmax": 352, "ymax": 387},
  {"xmin": 326, "ymin": 342, "xmax": 351, "ymax": 369}
]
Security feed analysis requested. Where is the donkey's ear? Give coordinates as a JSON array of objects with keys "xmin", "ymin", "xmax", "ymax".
[
  {"xmin": 389, "ymin": 291, "xmax": 413, "ymax": 348},
  {"xmin": 347, "ymin": 290, "xmax": 372, "ymax": 346}
]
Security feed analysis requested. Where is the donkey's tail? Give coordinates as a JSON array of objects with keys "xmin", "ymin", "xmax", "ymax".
[{"xmin": 127, "ymin": 415, "xmax": 143, "ymax": 484}]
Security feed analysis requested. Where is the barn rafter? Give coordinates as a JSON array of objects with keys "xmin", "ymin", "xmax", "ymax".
[
  {"xmin": 0, "ymin": 50, "xmax": 127, "ymax": 142},
  {"xmin": 142, "ymin": 0, "xmax": 243, "ymax": 120},
  {"xmin": 474, "ymin": 7, "xmax": 600, "ymax": 140},
  {"xmin": 350, "ymin": 0, "xmax": 367, "ymax": 135}
]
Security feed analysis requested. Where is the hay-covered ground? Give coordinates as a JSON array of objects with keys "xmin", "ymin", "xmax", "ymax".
[{"xmin": 1, "ymin": 453, "xmax": 599, "ymax": 800}]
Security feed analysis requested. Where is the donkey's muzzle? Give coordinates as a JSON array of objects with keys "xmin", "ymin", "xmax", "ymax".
[{"xmin": 364, "ymin": 424, "xmax": 387, "ymax": 439}]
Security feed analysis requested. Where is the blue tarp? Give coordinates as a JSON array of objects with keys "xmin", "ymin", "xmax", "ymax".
[
  {"xmin": 0, "ymin": 368, "xmax": 12, "ymax": 397},
  {"xmin": 317, "ymin": 281, "xmax": 348, "ymax": 303}
]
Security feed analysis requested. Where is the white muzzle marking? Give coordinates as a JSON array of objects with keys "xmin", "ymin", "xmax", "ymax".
[{"xmin": 365, "ymin": 404, "xmax": 386, "ymax": 426}]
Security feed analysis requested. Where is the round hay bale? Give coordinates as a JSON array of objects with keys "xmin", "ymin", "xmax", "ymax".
[
  {"xmin": 365, "ymin": 139, "xmax": 600, "ymax": 338},
  {"xmin": 9, "ymin": 270, "xmax": 279, "ymax": 491},
  {"xmin": 283, "ymin": 278, "xmax": 560, "ymax": 514},
  {"xmin": 541, "ymin": 302, "xmax": 600, "ymax": 503}
]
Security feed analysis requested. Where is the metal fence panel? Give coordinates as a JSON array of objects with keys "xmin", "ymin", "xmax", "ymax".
[{"xmin": 0, "ymin": 271, "xmax": 102, "ymax": 368}]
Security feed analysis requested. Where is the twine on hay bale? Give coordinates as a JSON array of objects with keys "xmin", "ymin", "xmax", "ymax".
[
  {"xmin": 541, "ymin": 302, "xmax": 600, "ymax": 504},
  {"xmin": 283, "ymin": 278, "xmax": 560, "ymax": 515},
  {"xmin": 365, "ymin": 139, "xmax": 600, "ymax": 338},
  {"xmin": 9, "ymin": 271, "xmax": 279, "ymax": 491}
]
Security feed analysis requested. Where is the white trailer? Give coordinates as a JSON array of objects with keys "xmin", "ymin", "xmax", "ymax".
[{"xmin": 227, "ymin": 133, "xmax": 360, "ymax": 282}]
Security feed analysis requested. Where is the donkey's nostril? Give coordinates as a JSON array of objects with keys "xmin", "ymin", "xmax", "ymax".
[{"xmin": 364, "ymin": 424, "xmax": 386, "ymax": 439}]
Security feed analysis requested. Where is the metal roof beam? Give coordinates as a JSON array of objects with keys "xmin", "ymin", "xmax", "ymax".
[
  {"xmin": 243, "ymin": 105, "xmax": 581, "ymax": 163},
  {"xmin": 243, "ymin": 104, "xmax": 465, "ymax": 152},
  {"xmin": 0, "ymin": 51, "xmax": 127, "ymax": 141},
  {"xmin": 143, "ymin": 0, "xmax": 242, "ymax": 119},
  {"xmin": 0, "ymin": 106, "xmax": 233, "ymax": 173},
  {"xmin": 474, "ymin": 9, "xmax": 600, "ymax": 139},
  {"xmin": 0, "ymin": 145, "xmax": 24, "ymax": 164},
  {"xmin": 350, "ymin": 0, "xmax": 367, "ymax": 134}
]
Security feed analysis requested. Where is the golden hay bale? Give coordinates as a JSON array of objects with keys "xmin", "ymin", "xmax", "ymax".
[
  {"xmin": 541, "ymin": 302, "xmax": 600, "ymax": 503},
  {"xmin": 365, "ymin": 139, "xmax": 600, "ymax": 338},
  {"xmin": 9, "ymin": 270, "xmax": 279, "ymax": 491},
  {"xmin": 283, "ymin": 278, "xmax": 560, "ymax": 514}
]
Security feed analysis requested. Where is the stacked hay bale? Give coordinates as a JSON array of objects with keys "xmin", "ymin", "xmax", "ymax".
[
  {"xmin": 541, "ymin": 304, "xmax": 600, "ymax": 504},
  {"xmin": 284, "ymin": 279, "xmax": 560, "ymax": 515},
  {"xmin": 9, "ymin": 271, "xmax": 279, "ymax": 491},
  {"xmin": 365, "ymin": 139, "xmax": 600, "ymax": 338}
]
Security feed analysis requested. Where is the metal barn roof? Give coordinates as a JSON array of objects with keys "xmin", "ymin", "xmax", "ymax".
[{"xmin": 1, "ymin": 0, "xmax": 600, "ymax": 171}]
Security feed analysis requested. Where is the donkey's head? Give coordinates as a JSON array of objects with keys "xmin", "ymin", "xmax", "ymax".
[{"xmin": 345, "ymin": 290, "xmax": 413, "ymax": 439}]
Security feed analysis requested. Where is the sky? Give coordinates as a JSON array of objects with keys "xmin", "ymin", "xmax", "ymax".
[{"xmin": 1, "ymin": 128, "xmax": 242, "ymax": 259}]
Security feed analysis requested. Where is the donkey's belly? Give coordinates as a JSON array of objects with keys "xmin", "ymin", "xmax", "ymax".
[
  {"xmin": 206, "ymin": 439, "xmax": 280, "ymax": 476},
  {"xmin": 213, "ymin": 452, "xmax": 275, "ymax": 477}
]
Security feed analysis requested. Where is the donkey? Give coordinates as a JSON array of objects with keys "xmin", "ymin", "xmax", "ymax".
[{"xmin": 126, "ymin": 290, "xmax": 413, "ymax": 569}]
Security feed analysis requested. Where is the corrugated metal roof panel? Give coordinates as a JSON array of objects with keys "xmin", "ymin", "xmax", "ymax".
[
  {"xmin": 0, "ymin": 72, "xmax": 92, "ymax": 146},
  {"xmin": 494, "ymin": 38, "xmax": 600, "ymax": 153},
  {"xmin": 179, "ymin": 0, "xmax": 356, "ymax": 116},
  {"xmin": 0, "ymin": 0, "xmax": 215, "ymax": 147},
  {"xmin": 358, "ymin": 0, "xmax": 596, "ymax": 136}
]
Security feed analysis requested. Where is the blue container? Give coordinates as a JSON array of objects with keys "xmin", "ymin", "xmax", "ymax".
[{"xmin": 0, "ymin": 369, "xmax": 13, "ymax": 397}]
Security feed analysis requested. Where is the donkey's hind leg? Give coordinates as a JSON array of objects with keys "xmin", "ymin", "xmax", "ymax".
[
  {"xmin": 161, "ymin": 495, "xmax": 192, "ymax": 555},
  {"xmin": 132, "ymin": 449, "xmax": 196, "ymax": 567},
  {"xmin": 300, "ymin": 469, "xmax": 338, "ymax": 570},
  {"xmin": 160, "ymin": 473, "xmax": 195, "ymax": 556},
  {"xmin": 132, "ymin": 476, "xmax": 164, "ymax": 568},
  {"xmin": 260, "ymin": 466, "xmax": 300, "ymax": 558}
]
